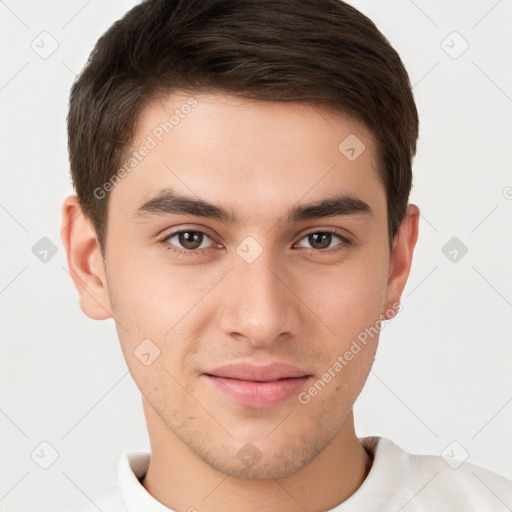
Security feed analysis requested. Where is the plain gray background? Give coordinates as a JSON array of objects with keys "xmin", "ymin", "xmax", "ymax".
[{"xmin": 1, "ymin": 1, "xmax": 511, "ymax": 510}]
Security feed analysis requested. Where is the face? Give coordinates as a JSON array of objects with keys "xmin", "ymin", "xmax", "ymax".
[{"xmin": 64, "ymin": 92, "xmax": 418, "ymax": 479}]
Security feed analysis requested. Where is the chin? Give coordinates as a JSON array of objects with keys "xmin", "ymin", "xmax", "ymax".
[{"xmin": 193, "ymin": 432, "xmax": 330, "ymax": 480}]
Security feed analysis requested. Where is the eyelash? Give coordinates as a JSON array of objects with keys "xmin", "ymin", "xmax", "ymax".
[{"xmin": 158, "ymin": 228, "xmax": 352, "ymax": 258}]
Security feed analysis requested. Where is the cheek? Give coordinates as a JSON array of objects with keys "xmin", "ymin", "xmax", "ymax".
[
  {"xmin": 299, "ymin": 252, "xmax": 389, "ymax": 341},
  {"xmin": 107, "ymin": 250, "xmax": 210, "ymax": 329},
  {"xmin": 105, "ymin": 257, "xmax": 216, "ymax": 369}
]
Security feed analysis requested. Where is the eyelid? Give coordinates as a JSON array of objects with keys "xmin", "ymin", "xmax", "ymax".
[
  {"xmin": 293, "ymin": 229, "xmax": 351, "ymax": 253},
  {"xmin": 296, "ymin": 226, "xmax": 351, "ymax": 242},
  {"xmin": 158, "ymin": 224, "xmax": 217, "ymax": 239},
  {"xmin": 159, "ymin": 226, "xmax": 220, "ymax": 250},
  {"xmin": 158, "ymin": 226, "xmax": 352, "ymax": 256}
]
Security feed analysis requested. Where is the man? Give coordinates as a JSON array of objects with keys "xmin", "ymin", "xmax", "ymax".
[{"xmin": 61, "ymin": 0, "xmax": 512, "ymax": 510}]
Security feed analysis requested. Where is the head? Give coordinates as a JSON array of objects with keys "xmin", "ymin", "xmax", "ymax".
[{"xmin": 61, "ymin": 0, "xmax": 420, "ymax": 479}]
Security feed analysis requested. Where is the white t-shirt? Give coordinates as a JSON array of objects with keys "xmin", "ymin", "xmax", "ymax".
[{"xmin": 71, "ymin": 436, "xmax": 512, "ymax": 511}]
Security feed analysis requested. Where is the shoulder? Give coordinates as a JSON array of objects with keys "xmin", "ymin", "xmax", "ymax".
[
  {"xmin": 363, "ymin": 436, "xmax": 512, "ymax": 511},
  {"xmin": 68, "ymin": 452, "xmax": 151, "ymax": 512}
]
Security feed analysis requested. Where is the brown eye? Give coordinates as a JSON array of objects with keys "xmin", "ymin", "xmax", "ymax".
[
  {"xmin": 297, "ymin": 231, "xmax": 347, "ymax": 251},
  {"xmin": 308, "ymin": 232, "xmax": 333, "ymax": 249},
  {"xmin": 178, "ymin": 231, "xmax": 203, "ymax": 250},
  {"xmin": 163, "ymin": 230, "xmax": 214, "ymax": 252}
]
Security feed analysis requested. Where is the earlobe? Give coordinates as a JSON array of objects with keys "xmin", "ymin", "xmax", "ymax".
[
  {"xmin": 382, "ymin": 204, "xmax": 420, "ymax": 318},
  {"xmin": 60, "ymin": 194, "xmax": 113, "ymax": 320}
]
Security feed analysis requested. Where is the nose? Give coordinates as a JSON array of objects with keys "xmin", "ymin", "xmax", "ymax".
[{"xmin": 218, "ymin": 246, "xmax": 301, "ymax": 348}]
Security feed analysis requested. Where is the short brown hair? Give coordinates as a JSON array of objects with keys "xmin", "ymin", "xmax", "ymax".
[{"xmin": 67, "ymin": 0, "xmax": 419, "ymax": 257}]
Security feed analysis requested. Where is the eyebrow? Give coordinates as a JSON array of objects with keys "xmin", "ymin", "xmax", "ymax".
[{"xmin": 131, "ymin": 187, "xmax": 373, "ymax": 225}]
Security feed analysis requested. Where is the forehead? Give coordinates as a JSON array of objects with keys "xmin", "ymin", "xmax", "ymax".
[{"xmin": 109, "ymin": 92, "xmax": 386, "ymax": 226}]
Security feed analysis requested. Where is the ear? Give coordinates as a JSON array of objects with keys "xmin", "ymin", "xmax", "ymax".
[
  {"xmin": 382, "ymin": 204, "xmax": 420, "ymax": 319},
  {"xmin": 60, "ymin": 194, "xmax": 113, "ymax": 320}
]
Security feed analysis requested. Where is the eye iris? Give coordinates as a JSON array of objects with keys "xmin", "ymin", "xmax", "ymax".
[
  {"xmin": 179, "ymin": 231, "xmax": 202, "ymax": 250},
  {"xmin": 309, "ymin": 232, "xmax": 332, "ymax": 249}
]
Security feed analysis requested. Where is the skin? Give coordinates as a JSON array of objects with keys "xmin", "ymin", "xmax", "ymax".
[{"xmin": 61, "ymin": 92, "xmax": 419, "ymax": 512}]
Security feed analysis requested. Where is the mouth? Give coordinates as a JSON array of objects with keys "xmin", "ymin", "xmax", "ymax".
[{"xmin": 203, "ymin": 363, "xmax": 313, "ymax": 408}]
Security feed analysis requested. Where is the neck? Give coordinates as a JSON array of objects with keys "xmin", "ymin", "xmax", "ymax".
[{"xmin": 141, "ymin": 400, "xmax": 373, "ymax": 512}]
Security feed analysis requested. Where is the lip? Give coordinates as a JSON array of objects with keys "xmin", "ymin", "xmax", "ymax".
[{"xmin": 203, "ymin": 363, "xmax": 313, "ymax": 408}]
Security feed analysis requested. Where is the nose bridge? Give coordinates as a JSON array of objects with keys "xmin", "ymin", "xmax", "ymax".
[{"xmin": 219, "ymin": 242, "xmax": 300, "ymax": 345}]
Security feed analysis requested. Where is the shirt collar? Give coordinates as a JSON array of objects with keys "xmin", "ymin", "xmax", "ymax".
[{"xmin": 118, "ymin": 452, "xmax": 174, "ymax": 511}]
